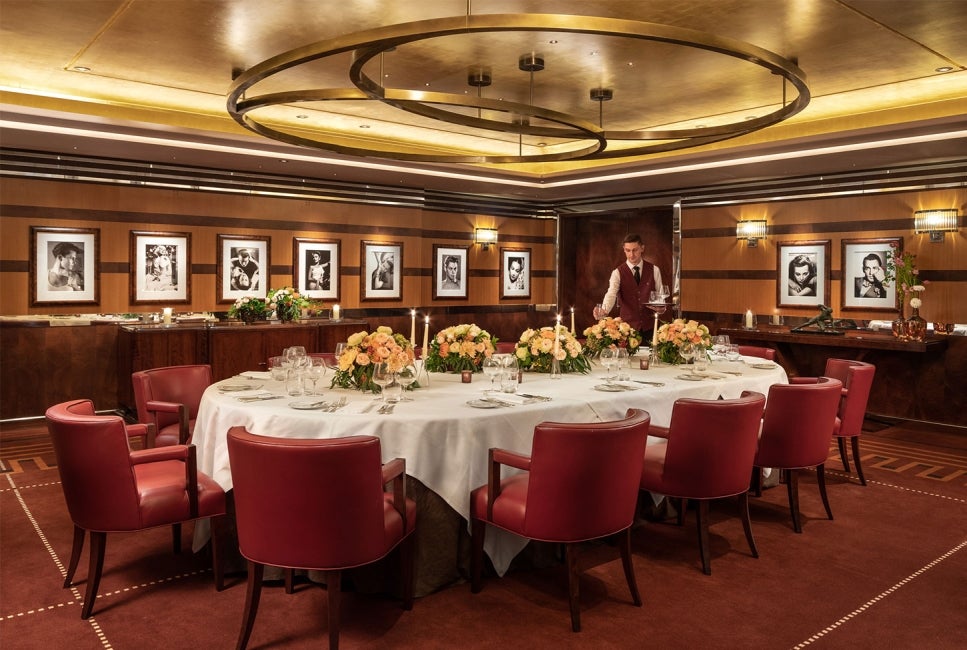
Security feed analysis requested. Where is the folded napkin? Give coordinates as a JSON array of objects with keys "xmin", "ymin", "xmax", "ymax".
[
  {"xmin": 485, "ymin": 392, "xmax": 531, "ymax": 405},
  {"xmin": 240, "ymin": 371, "xmax": 273, "ymax": 380},
  {"xmin": 692, "ymin": 370, "xmax": 728, "ymax": 379},
  {"xmin": 230, "ymin": 389, "xmax": 274, "ymax": 399},
  {"xmin": 868, "ymin": 320, "xmax": 894, "ymax": 331}
]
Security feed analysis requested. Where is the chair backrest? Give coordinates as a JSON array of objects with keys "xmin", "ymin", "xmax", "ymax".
[
  {"xmin": 45, "ymin": 400, "xmax": 142, "ymax": 531},
  {"xmin": 226, "ymin": 428, "xmax": 393, "ymax": 570},
  {"xmin": 756, "ymin": 377, "xmax": 843, "ymax": 468},
  {"xmin": 521, "ymin": 409, "xmax": 650, "ymax": 541},
  {"xmin": 660, "ymin": 391, "xmax": 766, "ymax": 499},
  {"xmin": 132, "ymin": 364, "xmax": 212, "ymax": 426},
  {"xmin": 737, "ymin": 345, "xmax": 776, "ymax": 361},
  {"xmin": 495, "ymin": 341, "xmax": 517, "ymax": 354},
  {"xmin": 309, "ymin": 352, "xmax": 338, "ymax": 367},
  {"xmin": 824, "ymin": 359, "xmax": 875, "ymax": 438}
]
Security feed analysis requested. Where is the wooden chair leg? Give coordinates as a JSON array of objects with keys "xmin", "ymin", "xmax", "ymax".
[
  {"xmin": 696, "ymin": 500, "xmax": 711, "ymax": 575},
  {"xmin": 817, "ymin": 463, "xmax": 833, "ymax": 520},
  {"xmin": 786, "ymin": 469, "xmax": 802, "ymax": 533},
  {"xmin": 470, "ymin": 516, "xmax": 486, "ymax": 593},
  {"xmin": 565, "ymin": 543, "xmax": 581, "ymax": 632},
  {"xmin": 327, "ymin": 569, "xmax": 342, "ymax": 650},
  {"xmin": 236, "ymin": 561, "xmax": 264, "ymax": 650},
  {"xmin": 738, "ymin": 492, "xmax": 759, "ymax": 559},
  {"xmin": 676, "ymin": 498, "xmax": 687, "ymax": 526},
  {"xmin": 210, "ymin": 515, "xmax": 226, "ymax": 591},
  {"xmin": 837, "ymin": 437, "xmax": 851, "ymax": 472},
  {"xmin": 750, "ymin": 466, "xmax": 762, "ymax": 497},
  {"xmin": 400, "ymin": 533, "xmax": 415, "ymax": 610},
  {"xmin": 618, "ymin": 527, "xmax": 642, "ymax": 607},
  {"xmin": 80, "ymin": 531, "xmax": 107, "ymax": 619},
  {"xmin": 64, "ymin": 525, "xmax": 85, "ymax": 588},
  {"xmin": 283, "ymin": 569, "xmax": 295, "ymax": 594},
  {"xmin": 172, "ymin": 522, "xmax": 182, "ymax": 554},
  {"xmin": 851, "ymin": 436, "xmax": 867, "ymax": 486}
]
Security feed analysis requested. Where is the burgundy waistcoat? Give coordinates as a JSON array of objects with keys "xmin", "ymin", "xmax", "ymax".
[{"xmin": 616, "ymin": 261, "xmax": 656, "ymax": 331}]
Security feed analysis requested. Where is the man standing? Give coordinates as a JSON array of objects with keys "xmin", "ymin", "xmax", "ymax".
[{"xmin": 593, "ymin": 233, "xmax": 662, "ymax": 331}]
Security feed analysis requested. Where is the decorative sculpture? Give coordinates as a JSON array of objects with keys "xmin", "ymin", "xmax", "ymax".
[{"xmin": 791, "ymin": 304, "xmax": 857, "ymax": 334}]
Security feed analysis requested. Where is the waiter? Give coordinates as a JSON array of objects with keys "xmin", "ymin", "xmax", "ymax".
[{"xmin": 593, "ymin": 233, "xmax": 663, "ymax": 331}]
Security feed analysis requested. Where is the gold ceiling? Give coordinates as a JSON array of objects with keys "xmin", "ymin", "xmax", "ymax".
[{"xmin": 1, "ymin": 0, "xmax": 965, "ymax": 192}]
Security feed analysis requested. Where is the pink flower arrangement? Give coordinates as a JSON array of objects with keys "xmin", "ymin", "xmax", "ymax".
[
  {"xmin": 655, "ymin": 318, "xmax": 711, "ymax": 364},
  {"xmin": 331, "ymin": 326, "xmax": 414, "ymax": 391}
]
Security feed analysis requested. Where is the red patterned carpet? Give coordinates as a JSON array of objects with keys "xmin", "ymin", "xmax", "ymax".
[{"xmin": 2, "ymin": 420, "xmax": 965, "ymax": 649}]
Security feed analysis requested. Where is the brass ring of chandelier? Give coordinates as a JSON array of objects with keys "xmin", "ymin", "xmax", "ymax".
[{"xmin": 227, "ymin": 14, "xmax": 810, "ymax": 164}]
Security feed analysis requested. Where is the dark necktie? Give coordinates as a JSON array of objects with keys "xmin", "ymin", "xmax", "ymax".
[{"xmin": 633, "ymin": 266, "xmax": 641, "ymax": 284}]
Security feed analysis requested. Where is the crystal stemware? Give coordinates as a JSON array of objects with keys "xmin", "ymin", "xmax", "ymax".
[
  {"xmin": 305, "ymin": 357, "xmax": 326, "ymax": 395},
  {"xmin": 397, "ymin": 364, "xmax": 417, "ymax": 401},
  {"xmin": 482, "ymin": 357, "xmax": 501, "ymax": 393},
  {"xmin": 372, "ymin": 362, "xmax": 393, "ymax": 402},
  {"xmin": 600, "ymin": 347, "xmax": 618, "ymax": 384}
]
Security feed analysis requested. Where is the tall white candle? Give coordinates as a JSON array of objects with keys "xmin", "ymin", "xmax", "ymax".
[
  {"xmin": 422, "ymin": 316, "xmax": 430, "ymax": 358},
  {"xmin": 554, "ymin": 316, "xmax": 562, "ymax": 356},
  {"xmin": 332, "ymin": 304, "xmax": 340, "ymax": 320},
  {"xmin": 745, "ymin": 309, "xmax": 754, "ymax": 329},
  {"xmin": 570, "ymin": 307, "xmax": 575, "ymax": 335},
  {"xmin": 410, "ymin": 309, "xmax": 417, "ymax": 346},
  {"xmin": 652, "ymin": 319, "xmax": 659, "ymax": 349},
  {"xmin": 162, "ymin": 307, "xmax": 172, "ymax": 325}
]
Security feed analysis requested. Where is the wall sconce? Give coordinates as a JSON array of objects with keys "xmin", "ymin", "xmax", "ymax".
[
  {"xmin": 914, "ymin": 209, "xmax": 958, "ymax": 242},
  {"xmin": 474, "ymin": 227, "xmax": 498, "ymax": 250},
  {"xmin": 736, "ymin": 220, "xmax": 767, "ymax": 247}
]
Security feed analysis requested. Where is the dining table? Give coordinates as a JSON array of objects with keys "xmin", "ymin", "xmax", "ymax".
[{"xmin": 190, "ymin": 355, "xmax": 787, "ymax": 592}]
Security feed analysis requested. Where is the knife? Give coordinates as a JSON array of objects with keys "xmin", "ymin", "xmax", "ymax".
[
  {"xmin": 633, "ymin": 380, "xmax": 665, "ymax": 387},
  {"xmin": 237, "ymin": 395, "xmax": 283, "ymax": 402}
]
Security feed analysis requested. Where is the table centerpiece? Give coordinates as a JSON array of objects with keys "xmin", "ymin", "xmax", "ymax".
[
  {"xmin": 331, "ymin": 326, "xmax": 415, "ymax": 392},
  {"xmin": 514, "ymin": 326, "xmax": 591, "ymax": 374},
  {"xmin": 884, "ymin": 249, "xmax": 928, "ymax": 340},
  {"xmin": 228, "ymin": 296, "xmax": 268, "ymax": 323},
  {"xmin": 654, "ymin": 318, "xmax": 712, "ymax": 364},
  {"xmin": 583, "ymin": 316, "xmax": 642, "ymax": 357},
  {"xmin": 267, "ymin": 286, "xmax": 312, "ymax": 322},
  {"xmin": 423, "ymin": 323, "xmax": 496, "ymax": 373}
]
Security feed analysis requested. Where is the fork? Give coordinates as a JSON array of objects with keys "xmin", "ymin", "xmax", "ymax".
[{"xmin": 378, "ymin": 403, "xmax": 395, "ymax": 414}]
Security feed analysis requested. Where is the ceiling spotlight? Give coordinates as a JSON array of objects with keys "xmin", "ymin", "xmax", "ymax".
[{"xmin": 518, "ymin": 53, "xmax": 545, "ymax": 72}]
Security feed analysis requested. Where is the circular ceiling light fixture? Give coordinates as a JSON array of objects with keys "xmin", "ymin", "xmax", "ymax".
[{"xmin": 227, "ymin": 14, "xmax": 809, "ymax": 164}]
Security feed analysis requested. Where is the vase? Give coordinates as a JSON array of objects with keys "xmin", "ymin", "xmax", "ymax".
[
  {"xmin": 904, "ymin": 307, "xmax": 927, "ymax": 342},
  {"xmin": 240, "ymin": 311, "xmax": 266, "ymax": 324},
  {"xmin": 275, "ymin": 304, "xmax": 297, "ymax": 322}
]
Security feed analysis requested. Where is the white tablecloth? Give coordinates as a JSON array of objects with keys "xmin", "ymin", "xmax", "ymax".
[{"xmin": 192, "ymin": 358, "xmax": 787, "ymax": 575}]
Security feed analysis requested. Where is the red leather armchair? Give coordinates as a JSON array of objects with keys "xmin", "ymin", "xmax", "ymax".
[
  {"xmin": 753, "ymin": 377, "xmax": 843, "ymax": 532},
  {"xmin": 639, "ymin": 391, "xmax": 766, "ymax": 575},
  {"xmin": 132, "ymin": 364, "xmax": 212, "ymax": 446},
  {"xmin": 470, "ymin": 408, "xmax": 651, "ymax": 632},
  {"xmin": 824, "ymin": 359, "xmax": 876, "ymax": 485},
  {"xmin": 227, "ymin": 429, "xmax": 416, "ymax": 650},
  {"xmin": 45, "ymin": 399, "xmax": 226, "ymax": 619},
  {"xmin": 737, "ymin": 345, "xmax": 777, "ymax": 361}
]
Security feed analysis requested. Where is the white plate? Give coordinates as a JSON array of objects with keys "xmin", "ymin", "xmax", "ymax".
[
  {"xmin": 467, "ymin": 399, "xmax": 501, "ymax": 409},
  {"xmin": 289, "ymin": 400, "xmax": 328, "ymax": 410},
  {"xmin": 594, "ymin": 384, "xmax": 627, "ymax": 392},
  {"xmin": 751, "ymin": 363, "xmax": 776, "ymax": 369},
  {"xmin": 676, "ymin": 374, "xmax": 705, "ymax": 381},
  {"xmin": 219, "ymin": 384, "xmax": 261, "ymax": 392}
]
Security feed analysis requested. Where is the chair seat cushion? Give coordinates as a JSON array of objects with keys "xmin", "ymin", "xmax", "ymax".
[
  {"xmin": 383, "ymin": 493, "xmax": 417, "ymax": 543},
  {"xmin": 470, "ymin": 474, "xmax": 529, "ymax": 533},
  {"xmin": 155, "ymin": 419, "xmax": 196, "ymax": 447},
  {"xmin": 134, "ymin": 460, "xmax": 226, "ymax": 527}
]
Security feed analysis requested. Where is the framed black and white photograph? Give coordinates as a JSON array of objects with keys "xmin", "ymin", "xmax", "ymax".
[
  {"xmin": 500, "ymin": 247, "xmax": 531, "ymax": 299},
  {"xmin": 432, "ymin": 244, "xmax": 469, "ymax": 300},
  {"xmin": 216, "ymin": 234, "xmax": 270, "ymax": 303},
  {"xmin": 776, "ymin": 240, "xmax": 830, "ymax": 308},
  {"xmin": 30, "ymin": 226, "xmax": 99, "ymax": 306},
  {"xmin": 842, "ymin": 237, "xmax": 901, "ymax": 311},
  {"xmin": 130, "ymin": 231, "xmax": 190, "ymax": 304},
  {"xmin": 294, "ymin": 238, "xmax": 340, "ymax": 302},
  {"xmin": 361, "ymin": 240, "xmax": 403, "ymax": 301}
]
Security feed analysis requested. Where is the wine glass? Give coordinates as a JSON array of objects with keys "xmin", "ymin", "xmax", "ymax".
[
  {"xmin": 285, "ymin": 345, "xmax": 307, "ymax": 368},
  {"xmin": 600, "ymin": 347, "xmax": 617, "ymax": 384},
  {"xmin": 712, "ymin": 334, "xmax": 730, "ymax": 359},
  {"xmin": 614, "ymin": 347, "xmax": 629, "ymax": 381},
  {"xmin": 334, "ymin": 342, "xmax": 347, "ymax": 362},
  {"xmin": 692, "ymin": 346, "xmax": 710, "ymax": 373},
  {"xmin": 397, "ymin": 364, "xmax": 417, "ymax": 401},
  {"xmin": 657, "ymin": 284, "xmax": 670, "ymax": 301},
  {"xmin": 372, "ymin": 362, "xmax": 393, "ymax": 402},
  {"xmin": 482, "ymin": 357, "xmax": 501, "ymax": 393},
  {"xmin": 305, "ymin": 357, "xmax": 326, "ymax": 395},
  {"xmin": 679, "ymin": 342, "xmax": 696, "ymax": 365},
  {"xmin": 725, "ymin": 344, "xmax": 742, "ymax": 363}
]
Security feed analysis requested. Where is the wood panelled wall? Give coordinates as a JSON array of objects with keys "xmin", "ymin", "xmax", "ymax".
[
  {"xmin": 680, "ymin": 188, "xmax": 967, "ymax": 324},
  {"xmin": 0, "ymin": 178, "xmax": 557, "ymax": 324}
]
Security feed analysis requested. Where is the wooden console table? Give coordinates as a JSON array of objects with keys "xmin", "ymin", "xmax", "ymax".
[{"xmin": 719, "ymin": 327, "xmax": 964, "ymax": 427}]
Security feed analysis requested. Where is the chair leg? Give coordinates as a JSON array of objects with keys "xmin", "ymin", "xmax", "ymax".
[
  {"xmin": 837, "ymin": 437, "xmax": 851, "ymax": 472},
  {"xmin": 786, "ymin": 469, "xmax": 802, "ymax": 533},
  {"xmin": 210, "ymin": 516, "xmax": 226, "ymax": 591},
  {"xmin": 817, "ymin": 463, "xmax": 834, "ymax": 520},
  {"xmin": 695, "ymin": 500, "xmax": 711, "ymax": 575},
  {"xmin": 172, "ymin": 522, "xmax": 182, "ymax": 554},
  {"xmin": 618, "ymin": 527, "xmax": 642, "ymax": 607},
  {"xmin": 737, "ymin": 492, "xmax": 759, "ymax": 559},
  {"xmin": 676, "ymin": 498, "xmax": 687, "ymax": 526},
  {"xmin": 470, "ymin": 516, "xmax": 486, "ymax": 593},
  {"xmin": 236, "ymin": 561, "xmax": 264, "ymax": 650},
  {"xmin": 64, "ymin": 525, "xmax": 85, "ymax": 588},
  {"xmin": 327, "ymin": 569, "xmax": 342, "ymax": 650},
  {"xmin": 400, "ymin": 533, "xmax": 415, "ymax": 610},
  {"xmin": 80, "ymin": 531, "xmax": 107, "ymax": 619},
  {"xmin": 851, "ymin": 436, "xmax": 867, "ymax": 486},
  {"xmin": 750, "ymin": 466, "xmax": 762, "ymax": 497},
  {"xmin": 284, "ymin": 569, "xmax": 295, "ymax": 594},
  {"xmin": 565, "ymin": 543, "xmax": 581, "ymax": 633}
]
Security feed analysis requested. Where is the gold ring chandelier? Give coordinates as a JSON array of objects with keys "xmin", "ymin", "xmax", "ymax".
[{"xmin": 227, "ymin": 14, "xmax": 810, "ymax": 164}]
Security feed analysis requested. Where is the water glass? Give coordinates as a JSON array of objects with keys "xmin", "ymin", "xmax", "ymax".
[
  {"xmin": 726, "ymin": 344, "xmax": 742, "ymax": 362},
  {"xmin": 268, "ymin": 355, "xmax": 286, "ymax": 382},
  {"xmin": 383, "ymin": 379, "xmax": 403, "ymax": 403},
  {"xmin": 499, "ymin": 370, "xmax": 518, "ymax": 394},
  {"xmin": 285, "ymin": 367, "xmax": 304, "ymax": 396}
]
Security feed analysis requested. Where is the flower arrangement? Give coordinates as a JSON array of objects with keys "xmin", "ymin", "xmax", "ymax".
[
  {"xmin": 884, "ymin": 249, "xmax": 927, "ymax": 311},
  {"xmin": 424, "ymin": 323, "xmax": 496, "ymax": 373},
  {"xmin": 654, "ymin": 318, "xmax": 712, "ymax": 364},
  {"xmin": 228, "ymin": 296, "xmax": 268, "ymax": 323},
  {"xmin": 583, "ymin": 316, "xmax": 642, "ymax": 356},
  {"xmin": 331, "ymin": 326, "xmax": 414, "ymax": 392},
  {"xmin": 514, "ymin": 326, "xmax": 591, "ymax": 374},
  {"xmin": 267, "ymin": 286, "xmax": 312, "ymax": 322}
]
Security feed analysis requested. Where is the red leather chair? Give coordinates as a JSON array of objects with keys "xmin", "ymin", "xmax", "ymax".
[
  {"xmin": 470, "ymin": 409, "xmax": 651, "ymax": 632},
  {"xmin": 639, "ymin": 391, "xmax": 766, "ymax": 575},
  {"xmin": 132, "ymin": 364, "xmax": 212, "ymax": 446},
  {"xmin": 737, "ymin": 345, "xmax": 776, "ymax": 361},
  {"xmin": 824, "ymin": 359, "xmax": 876, "ymax": 485},
  {"xmin": 753, "ymin": 377, "xmax": 843, "ymax": 532},
  {"xmin": 227, "ymin": 429, "xmax": 416, "ymax": 650},
  {"xmin": 310, "ymin": 352, "xmax": 338, "ymax": 367},
  {"xmin": 45, "ymin": 399, "xmax": 226, "ymax": 619}
]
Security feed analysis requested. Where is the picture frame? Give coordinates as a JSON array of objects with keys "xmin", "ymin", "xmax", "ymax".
[
  {"xmin": 30, "ymin": 226, "xmax": 99, "ymax": 306},
  {"xmin": 293, "ymin": 238, "xmax": 340, "ymax": 302},
  {"xmin": 130, "ymin": 231, "xmax": 191, "ymax": 304},
  {"xmin": 776, "ymin": 240, "xmax": 830, "ymax": 309},
  {"xmin": 500, "ymin": 247, "xmax": 531, "ymax": 299},
  {"xmin": 216, "ymin": 234, "xmax": 270, "ymax": 303},
  {"xmin": 841, "ymin": 237, "xmax": 902, "ymax": 311},
  {"xmin": 361, "ymin": 240, "xmax": 403, "ymax": 301},
  {"xmin": 432, "ymin": 244, "xmax": 469, "ymax": 300}
]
